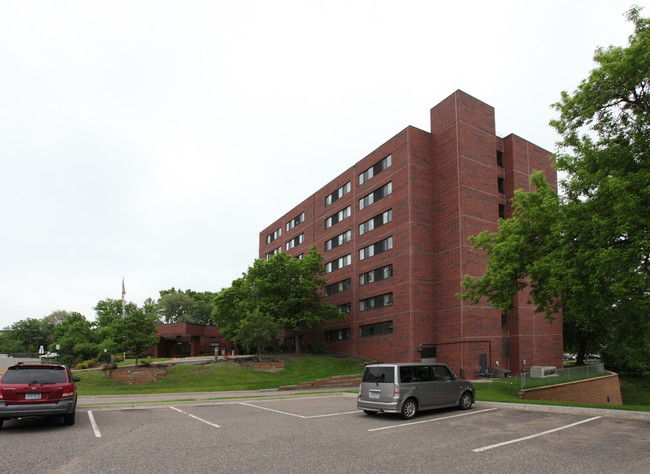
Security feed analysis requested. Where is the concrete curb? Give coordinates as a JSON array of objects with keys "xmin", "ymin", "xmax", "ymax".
[{"xmin": 475, "ymin": 401, "xmax": 650, "ymax": 421}]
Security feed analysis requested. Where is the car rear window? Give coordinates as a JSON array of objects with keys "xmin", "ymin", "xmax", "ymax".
[
  {"xmin": 362, "ymin": 366, "xmax": 394, "ymax": 383},
  {"xmin": 1, "ymin": 367, "xmax": 68, "ymax": 384}
]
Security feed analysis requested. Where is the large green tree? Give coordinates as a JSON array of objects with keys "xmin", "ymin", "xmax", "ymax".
[
  {"xmin": 213, "ymin": 246, "xmax": 342, "ymax": 356},
  {"xmin": 156, "ymin": 288, "xmax": 217, "ymax": 325},
  {"xmin": 106, "ymin": 309, "xmax": 160, "ymax": 366},
  {"xmin": 459, "ymin": 8, "xmax": 650, "ymax": 374}
]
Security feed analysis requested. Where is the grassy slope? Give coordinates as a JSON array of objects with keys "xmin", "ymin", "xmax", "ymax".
[{"xmin": 75, "ymin": 355, "xmax": 366, "ymax": 395}]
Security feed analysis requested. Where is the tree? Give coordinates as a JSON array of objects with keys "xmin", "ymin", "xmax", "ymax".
[
  {"xmin": 459, "ymin": 8, "xmax": 650, "ymax": 373},
  {"xmin": 53, "ymin": 312, "xmax": 97, "ymax": 363},
  {"xmin": 213, "ymin": 246, "xmax": 343, "ymax": 356},
  {"xmin": 156, "ymin": 288, "xmax": 217, "ymax": 325},
  {"xmin": 107, "ymin": 309, "xmax": 160, "ymax": 366}
]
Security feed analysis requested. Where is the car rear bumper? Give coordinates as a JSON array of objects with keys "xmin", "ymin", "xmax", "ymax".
[
  {"xmin": 357, "ymin": 397, "xmax": 401, "ymax": 413},
  {"xmin": 0, "ymin": 398, "xmax": 76, "ymax": 419}
]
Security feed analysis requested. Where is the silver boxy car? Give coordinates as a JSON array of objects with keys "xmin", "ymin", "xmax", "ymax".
[{"xmin": 357, "ymin": 363, "xmax": 475, "ymax": 419}]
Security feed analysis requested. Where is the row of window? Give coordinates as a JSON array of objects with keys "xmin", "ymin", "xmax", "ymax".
[
  {"xmin": 266, "ymin": 228, "xmax": 282, "ymax": 244},
  {"xmin": 325, "ymin": 278, "xmax": 351, "ymax": 297},
  {"xmin": 325, "ymin": 254, "xmax": 352, "ymax": 273},
  {"xmin": 359, "ymin": 292, "xmax": 393, "ymax": 312},
  {"xmin": 286, "ymin": 233, "xmax": 304, "ymax": 251},
  {"xmin": 359, "ymin": 181, "xmax": 392, "ymax": 210},
  {"xmin": 325, "ymin": 182, "xmax": 351, "ymax": 207},
  {"xmin": 266, "ymin": 247, "xmax": 281, "ymax": 259},
  {"xmin": 325, "ymin": 230, "xmax": 352, "ymax": 252},
  {"xmin": 359, "ymin": 209, "xmax": 392, "ymax": 235},
  {"xmin": 286, "ymin": 212, "xmax": 305, "ymax": 232},
  {"xmin": 325, "ymin": 206, "xmax": 351, "ymax": 229},
  {"xmin": 359, "ymin": 236, "xmax": 393, "ymax": 261},
  {"xmin": 325, "ymin": 320, "xmax": 394, "ymax": 341},
  {"xmin": 359, "ymin": 155, "xmax": 392, "ymax": 185},
  {"xmin": 326, "ymin": 264, "xmax": 394, "ymax": 295}
]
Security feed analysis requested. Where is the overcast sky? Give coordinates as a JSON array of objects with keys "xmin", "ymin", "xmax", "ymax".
[{"xmin": 0, "ymin": 1, "xmax": 644, "ymax": 329}]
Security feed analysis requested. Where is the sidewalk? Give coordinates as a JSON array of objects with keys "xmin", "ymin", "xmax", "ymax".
[{"xmin": 77, "ymin": 387, "xmax": 355, "ymax": 411}]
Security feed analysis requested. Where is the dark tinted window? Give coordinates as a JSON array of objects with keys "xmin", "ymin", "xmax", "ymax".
[
  {"xmin": 433, "ymin": 365, "xmax": 453, "ymax": 381},
  {"xmin": 362, "ymin": 366, "xmax": 394, "ymax": 383},
  {"xmin": 2, "ymin": 367, "xmax": 68, "ymax": 384},
  {"xmin": 400, "ymin": 366, "xmax": 433, "ymax": 383}
]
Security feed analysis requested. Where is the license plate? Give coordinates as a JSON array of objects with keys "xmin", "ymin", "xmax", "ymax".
[
  {"xmin": 25, "ymin": 393, "xmax": 41, "ymax": 400},
  {"xmin": 369, "ymin": 391, "xmax": 380, "ymax": 399}
]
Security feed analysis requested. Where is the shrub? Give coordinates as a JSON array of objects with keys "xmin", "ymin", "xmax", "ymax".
[{"xmin": 307, "ymin": 342, "xmax": 327, "ymax": 354}]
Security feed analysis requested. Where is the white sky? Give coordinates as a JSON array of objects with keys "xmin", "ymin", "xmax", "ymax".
[{"xmin": 0, "ymin": 0, "xmax": 644, "ymax": 329}]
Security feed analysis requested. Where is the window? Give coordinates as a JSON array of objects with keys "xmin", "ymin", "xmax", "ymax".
[
  {"xmin": 359, "ymin": 292, "xmax": 393, "ymax": 312},
  {"xmin": 325, "ymin": 230, "xmax": 352, "ymax": 251},
  {"xmin": 359, "ymin": 209, "xmax": 392, "ymax": 235},
  {"xmin": 266, "ymin": 247, "xmax": 281, "ymax": 260},
  {"xmin": 265, "ymin": 228, "xmax": 281, "ymax": 244},
  {"xmin": 337, "ymin": 303, "xmax": 351, "ymax": 314},
  {"xmin": 359, "ymin": 182, "xmax": 392, "ymax": 210},
  {"xmin": 325, "ymin": 278, "xmax": 351, "ymax": 296},
  {"xmin": 325, "ymin": 182, "xmax": 351, "ymax": 207},
  {"xmin": 325, "ymin": 206, "xmax": 351, "ymax": 229},
  {"xmin": 286, "ymin": 212, "xmax": 305, "ymax": 231},
  {"xmin": 360, "ymin": 320, "xmax": 393, "ymax": 337},
  {"xmin": 359, "ymin": 154, "xmax": 392, "ymax": 185},
  {"xmin": 497, "ymin": 150, "xmax": 504, "ymax": 168},
  {"xmin": 499, "ymin": 204, "xmax": 506, "ymax": 219},
  {"xmin": 325, "ymin": 327, "xmax": 351, "ymax": 342},
  {"xmin": 286, "ymin": 233, "xmax": 304, "ymax": 251},
  {"xmin": 359, "ymin": 236, "xmax": 393, "ymax": 261},
  {"xmin": 325, "ymin": 254, "xmax": 351, "ymax": 273},
  {"xmin": 498, "ymin": 177, "xmax": 505, "ymax": 194},
  {"xmin": 359, "ymin": 264, "xmax": 393, "ymax": 286}
]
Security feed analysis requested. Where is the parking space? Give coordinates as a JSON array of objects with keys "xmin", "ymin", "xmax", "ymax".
[{"xmin": 1, "ymin": 395, "xmax": 649, "ymax": 472}]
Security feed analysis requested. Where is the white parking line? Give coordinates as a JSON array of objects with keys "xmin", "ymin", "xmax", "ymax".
[
  {"xmin": 88, "ymin": 411, "xmax": 102, "ymax": 438},
  {"xmin": 473, "ymin": 416, "xmax": 602, "ymax": 452},
  {"xmin": 239, "ymin": 402, "xmax": 358, "ymax": 419},
  {"xmin": 170, "ymin": 406, "xmax": 221, "ymax": 428},
  {"xmin": 368, "ymin": 408, "xmax": 498, "ymax": 432}
]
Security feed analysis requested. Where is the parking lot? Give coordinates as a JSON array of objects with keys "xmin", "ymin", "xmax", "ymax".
[{"xmin": 2, "ymin": 394, "xmax": 649, "ymax": 473}]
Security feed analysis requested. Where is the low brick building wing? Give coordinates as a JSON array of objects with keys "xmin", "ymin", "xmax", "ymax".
[
  {"xmin": 148, "ymin": 323, "xmax": 225, "ymax": 358},
  {"xmin": 259, "ymin": 90, "xmax": 563, "ymax": 379}
]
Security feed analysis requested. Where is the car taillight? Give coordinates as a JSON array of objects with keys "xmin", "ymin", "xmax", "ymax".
[
  {"xmin": 393, "ymin": 384, "xmax": 400, "ymax": 400},
  {"xmin": 61, "ymin": 384, "xmax": 75, "ymax": 398}
]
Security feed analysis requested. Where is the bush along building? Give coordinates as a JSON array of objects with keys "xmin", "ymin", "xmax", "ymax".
[{"xmin": 259, "ymin": 90, "xmax": 563, "ymax": 379}]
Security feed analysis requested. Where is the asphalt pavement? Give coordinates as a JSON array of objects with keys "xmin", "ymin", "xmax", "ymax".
[{"xmin": 77, "ymin": 388, "xmax": 650, "ymax": 421}]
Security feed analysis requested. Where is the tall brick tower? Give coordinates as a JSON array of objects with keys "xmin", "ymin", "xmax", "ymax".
[{"xmin": 259, "ymin": 90, "xmax": 563, "ymax": 378}]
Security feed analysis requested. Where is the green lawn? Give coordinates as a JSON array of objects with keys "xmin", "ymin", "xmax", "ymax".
[{"xmin": 75, "ymin": 355, "xmax": 366, "ymax": 395}]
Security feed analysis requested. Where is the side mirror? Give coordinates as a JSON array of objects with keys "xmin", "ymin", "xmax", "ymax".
[{"xmin": 73, "ymin": 377, "xmax": 81, "ymax": 382}]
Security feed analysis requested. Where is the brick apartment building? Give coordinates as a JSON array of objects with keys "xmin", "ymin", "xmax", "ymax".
[{"xmin": 259, "ymin": 90, "xmax": 563, "ymax": 379}]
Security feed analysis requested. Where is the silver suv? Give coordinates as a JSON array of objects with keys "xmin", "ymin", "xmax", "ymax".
[{"xmin": 357, "ymin": 363, "xmax": 474, "ymax": 419}]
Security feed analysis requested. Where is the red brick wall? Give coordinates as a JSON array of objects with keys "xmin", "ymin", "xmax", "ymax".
[
  {"xmin": 518, "ymin": 372, "xmax": 623, "ymax": 405},
  {"xmin": 259, "ymin": 90, "xmax": 563, "ymax": 379}
]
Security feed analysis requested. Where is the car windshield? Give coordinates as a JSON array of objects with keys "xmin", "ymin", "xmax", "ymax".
[
  {"xmin": 362, "ymin": 366, "xmax": 394, "ymax": 383},
  {"xmin": 2, "ymin": 367, "xmax": 67, "ymax": 384}
]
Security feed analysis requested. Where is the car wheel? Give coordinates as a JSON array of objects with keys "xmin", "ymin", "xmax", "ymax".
[
  {"xmin": 363, "ymin": 410, "xmax": 378, "ymax": 416},
  {"xmin": 400, "ymin": 398, "xmax": 418, "ymax": 420},
  {"xmin": 458, "ymin": 391, "xmax": 473, "ymax": 410},
  {"xmin": 0, "ymin": 418, "xmax": 4, "ymax": 430},
  {"xmin": 63, "ymin": 412, "xmax": 76, "ymax": 426}
]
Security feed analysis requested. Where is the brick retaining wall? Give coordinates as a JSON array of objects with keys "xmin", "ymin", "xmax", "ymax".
[
  {"xmin": 518, "ymin": 372, "xmax": 623, "ymax": 405},
  {"xmin": 109, "ymin": 367, "xmax": 167, "ymax": 385}
]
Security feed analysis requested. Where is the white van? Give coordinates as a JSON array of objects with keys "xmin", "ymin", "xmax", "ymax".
[{"xmin": 357, "ymin": 363, "xmax": 474, "ymax": 419}]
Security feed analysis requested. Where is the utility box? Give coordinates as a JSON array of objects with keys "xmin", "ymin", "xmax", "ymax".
[{"xmin": 530, "ymin": 366, "xmax": 556, "ymax": 378}]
